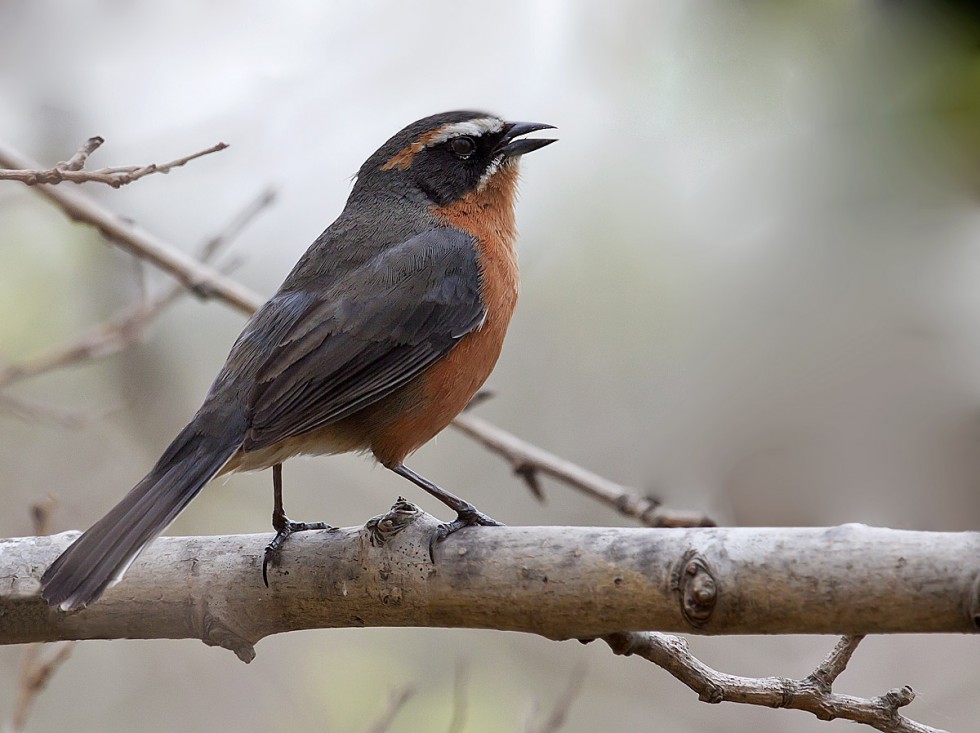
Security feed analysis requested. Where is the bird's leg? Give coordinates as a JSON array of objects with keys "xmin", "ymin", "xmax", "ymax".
[
  {"xmin": 263, "ymin": 463, "xmax": 331, "ymax": 587},
  {"xmin": 386, "ymin": 462, "xmax": 503, "ymax": 559}
]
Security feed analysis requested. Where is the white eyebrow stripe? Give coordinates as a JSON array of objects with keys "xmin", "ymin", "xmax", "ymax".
[{"xmin": 427, "ymin": 117, "xmax": 504, "ymax": 145}]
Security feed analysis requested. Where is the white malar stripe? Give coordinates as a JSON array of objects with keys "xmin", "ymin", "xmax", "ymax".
[
  {"xmin": 428, "ymin": 117, "xmax": 504, "ymax": 145},
  {"xmin": 477, "ymin": 154, "xmax": 506, "ymax": 190}
]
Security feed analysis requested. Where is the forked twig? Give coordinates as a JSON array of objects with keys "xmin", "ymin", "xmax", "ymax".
[
  {"xmin": 601, "ymin": 633, "xmax": 943, "ymax": 733},
  {"xmin": 0, "ymin": 136, "xmax": 227, "ymax": 187}
]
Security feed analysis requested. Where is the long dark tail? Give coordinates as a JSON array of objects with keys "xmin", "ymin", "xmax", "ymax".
[{"xmin": 41, "ymin": 421, "xmax": 242, "ymax": 611}]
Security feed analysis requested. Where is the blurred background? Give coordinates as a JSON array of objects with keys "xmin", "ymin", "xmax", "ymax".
[{"xmin": 2, "ymin": 1, "xmax": 979, "ymax": 731}]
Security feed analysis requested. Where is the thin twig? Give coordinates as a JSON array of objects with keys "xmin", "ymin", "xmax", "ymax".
[
  {"xmin": 0, "ymin": 139, "xmax": 260, "ymax": 313},
  {"xmin": 446, "ymin": 660, "xmax": 470, "ymax": 733},
  {"xmin": 806, "ymin": 635, "xmax": 865, "ymax": 693},
  {"xmin": 363, "ymin": 686, "xmax": 415, "ymax": 733},
  {"xmin": 0, "ymin": 187, "xmax": 275, "ymax": 391},
  {"xmin": 58, "ymin": 136, "xmax": 104, "ymax": 171},
  {"xmin": 601, "ymin": 632, "xmax": 944, "ymax": 733},
  {"xmin": 0, "ymin": 138, "xmax": 228, "ymax": 187},
  {"xmin": 7, "ymin": 502, "xmax": 76, "ymax": 733},
  {"xmin": 523, "ymin": 665, "xmax": 586, "ymax": 733},
  {"xmin": 0, "ymin": 393, "xmax": 92, "ymax": 428},
  {"xmin": 452, "ymin": 412, "xmax": 715, "ymax": 528}
]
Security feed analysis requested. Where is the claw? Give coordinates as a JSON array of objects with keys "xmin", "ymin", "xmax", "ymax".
[
  {"xmin": 263, "ymin": 519, "xmax": 330, "ymax": 587},
  {"xmin": 427, "ymin": 507, "xmax": 503, "ymax": 562}
]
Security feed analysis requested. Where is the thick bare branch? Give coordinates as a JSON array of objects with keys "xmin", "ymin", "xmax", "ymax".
[
  {"xmin": 4, "ymin": 506, "xmax": 979, "ymax": 656},
  {"xmin": 4, "ymin": 507, "xmax": 968, "ymax": 733},
  {"xmin": 0, "ymin": 138, "xmax": 227, "ymax": 187},
  {"xmin": 602, "ymin": 632, "xmax": 943, "ymax": 733}
]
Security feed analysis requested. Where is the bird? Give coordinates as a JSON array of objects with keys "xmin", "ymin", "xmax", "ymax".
[{"xmin": 40, "ymin": 110, "xmax": 556, "ymax": 612}]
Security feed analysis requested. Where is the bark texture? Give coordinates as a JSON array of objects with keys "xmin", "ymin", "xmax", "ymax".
[{"xmin": 2, "ymin": 501, "xmax": 978, "ymax": 663}]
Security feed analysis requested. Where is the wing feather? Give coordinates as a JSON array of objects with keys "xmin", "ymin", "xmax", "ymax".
[{"xmin": 242, "ymin": 227, "xmax": 485, "ymax": 449}]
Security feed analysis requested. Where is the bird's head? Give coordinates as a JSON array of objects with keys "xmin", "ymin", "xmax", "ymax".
[{"xmin": 353, "ymin": 110, "xmax": 556, "ymax": 206}]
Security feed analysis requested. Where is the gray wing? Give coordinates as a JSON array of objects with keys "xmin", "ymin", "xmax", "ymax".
[{"xmin": 240, "ymin": 227, "xmax": 486, "ymax": 450}]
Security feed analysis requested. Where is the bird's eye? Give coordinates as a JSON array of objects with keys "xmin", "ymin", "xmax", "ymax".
[{"xmin": 449, "ymin": 136, "xmax": 476, "ymax": 159}]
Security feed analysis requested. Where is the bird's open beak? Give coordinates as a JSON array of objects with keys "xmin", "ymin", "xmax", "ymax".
[{"xmin": 494, "ymin": 121, "xmax": 558, "ymax": 158}]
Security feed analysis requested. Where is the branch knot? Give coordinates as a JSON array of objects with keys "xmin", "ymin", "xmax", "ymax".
[
  {"xmin": 367, "ymin": 498, "xmax": 422, "ymax": 547},
  {"xmin": 675, "ymin": 552, "xmax": 717, "ymax": 628}
]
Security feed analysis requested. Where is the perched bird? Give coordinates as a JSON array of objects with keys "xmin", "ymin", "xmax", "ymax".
[{"xmin": 41, "ymin": 110, "xmax": 556, "ymax": 611}]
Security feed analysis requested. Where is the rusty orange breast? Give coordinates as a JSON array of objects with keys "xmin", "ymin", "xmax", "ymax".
[{"xmin": 367, "ymin": 164, "xmax": 522, "ymax": 465}]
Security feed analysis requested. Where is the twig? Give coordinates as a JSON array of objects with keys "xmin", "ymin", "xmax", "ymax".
[
  {"xmin": 0, "ymin": 393, "xmax": 92, "ymax": 429},
  {"xmin": 0, "ymin": 187, "xmax": 275, "ymax": 391},
  {"xmin": 523, "ymin": 665, "xmax": 586, "ymax": 733},
  {"xmin": 0, "ymin": 139, "xmax": 260, "ymax": 313},
  {"xmin": 451, "ymin": 412, "xmax": 715, "ymax": 528},
  {"xmin": 363, "ymin": 686, "xmax": 415, "ymax": 733},
  {"xmin": 807, "ymin": 635, "xmax": 864, "ymax": 692},
  {"xmin": 7, "ymin": 502, "xmax": 76, "ymax": 733},
  {"xmin": 446, "ymin": 661, "xmax": 470, "ymax": 733},
  {"xmin": 601, "ymin": 632, "xmax": 944, "ymax": 733},
  {"xmin": 0, "ymin": 137, "xmax": 228, "ymax": 187},
  {"xmin": 10, "ymin": 645, "xmax": 76, "ymax": 732},
  {"xmin": 58, "ymin": 136, "xmax": 104, "ymax": 171}
]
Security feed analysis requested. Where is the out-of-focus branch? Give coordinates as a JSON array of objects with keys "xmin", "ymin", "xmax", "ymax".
[
  {"xmin": 522, "ymin": 666, "xmax": 585, "ymax": 733},
  {"xmin": 446, "ymin": 661, "xmax": 470, "ymax": 733},
  {"xmin": 451, "ymin": 412, "xmax": 715, "ymax": 528},
  {"xmin": 0, "ymin": 393, "xmax": 92, "ymax": 428},
  {"xmin": 363, "ymin": 686, "xmax": 416, "ymax": 733},
  {"xmin": 0, "ymin": 139, "xmax": 260, "ymax": 313},
  {"xmin": 6, "ymin": 501, "xmax": 76, "ymax": 733},
  {"xmin": 0, "ymin": 188, "xmax": 275, "ymax": 392},
  {"xmin": 602, "ymin": 633, "xmax": 942, "ymax": 733},
  {"xmin": 0, "ymin": 136, "xmax": 227, "ymax": 187}
]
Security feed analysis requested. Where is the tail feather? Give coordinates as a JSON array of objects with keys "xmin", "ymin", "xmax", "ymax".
[{"xmin": 41, "ymin": 424, "xmax": 241, "ymax": 611}]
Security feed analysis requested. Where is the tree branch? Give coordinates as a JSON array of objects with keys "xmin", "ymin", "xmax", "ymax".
[
  {"xmin": 451, "ymin": 412, "xmax": 714, "ymax": 528},
  {"xmin": 602, "ymin": 632, "xmax": 942, "ymax": 733},
  {"xmin": 3, "ymin": 505, "xmax": 969, "ymax": 732},
  {"xmin": 0, "ymin": 140, "xmax": 259, "ymax": 313},
  {"xmin": 522, "ymin": 665, "xmax": 586, "ymax": 733},
  {"xmin": 363, "ymin": 685, "xmax": 416, "ymax": 733},
  {"xmin": 0, "ymin": 187, "xmax": 275, "ymax": 392},
  {"xmin": 0, "ymin": 137, "xmax": 227, "ymax": 187},
  {"xmin": 6, "ymin": 501, "xmax": 76, "ymax": 733},
  {"xmin": 4, "ymin": 504, "xmax": 979, "ymax": 657}
]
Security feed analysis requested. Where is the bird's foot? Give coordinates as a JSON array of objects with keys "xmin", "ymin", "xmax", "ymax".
[
  {"xmin": 428, "ymin": 505, "xmax": 503, "ymax": 561},
  {"xmin": 263, "ymin": 518, "xmax": 332, "ymax": 587}
]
